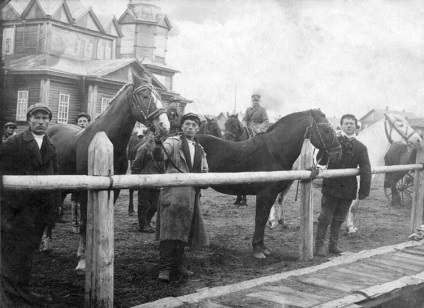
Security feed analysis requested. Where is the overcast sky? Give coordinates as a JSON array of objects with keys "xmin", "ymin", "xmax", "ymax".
[{"xmin": 85, "ymin": 0, "xmax": 424, "ymax": 120}]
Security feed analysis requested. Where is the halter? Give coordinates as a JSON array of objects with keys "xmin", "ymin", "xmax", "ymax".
[
  {"xmin": 130, "ymin": 84, "xmax": 167, "ymax": 133},
  {"xmin": 306, "ymin": 114, "xmax": 339, "ymax": 156},
  {"xmin": 384, "ymin": 115, "xmax": 417, "ymax": 145}
]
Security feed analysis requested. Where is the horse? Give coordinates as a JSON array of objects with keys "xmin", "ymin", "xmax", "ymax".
[
  {"xmin": 223, "ymin": 114, "xmax": 249, "ymax": 206},
  {"xmin": 268, "ymin": 113, "xmax": 423, "ymax": 235},
  {"xmin": 197, "ymin": 109, "xmax": 342, "ymax": 259},
  {"xmin": 199, "ymin": 116, "xmax": 222, "ymax": 138},
  {"xmin": 46, "ymin": 71, "xmax": 170, "ymax": 273},
  {"xmin": 384, "ymin": 143, "xmax": 417, "ymax": 206}
]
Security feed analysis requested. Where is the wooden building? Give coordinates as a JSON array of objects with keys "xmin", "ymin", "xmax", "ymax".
[
  {"xmin": 1, "ymin": 0, "xmax": 191, "ymax": 128},
  {"xmin": 359, "ymin": 106, "xmax": 418, "ymax": 130}
]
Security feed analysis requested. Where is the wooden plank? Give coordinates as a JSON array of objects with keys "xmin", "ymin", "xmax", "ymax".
[
  {"xmin": 296, "ymin": 276, "xmax": 362, "ymax": 292},
  {"xmin": 348, "ymin": 261, "xmax": 404, "ymax": 279},
  {"xmin": 363, "ymin": 258, "xmax": 419, "ymax": 274},
  {"xmin": 316, "ymin": 270, "xmax": 375, "ymax": 288},
  {"xmin": 263, "ymin": 285, "xmax": 326, "ymax": 301},
  {"xmin": 411, "ymin": 147, "xmax": 424, "ymax": 233},
  {"xmin": 203, "ymin": 302, "xmax": 231, "ymax": 308},
  {"xmin": 391, "ymin": 251, "xmax": 424, "ymax": 262},
  {"xmin": 377, "ymin": 253, "xmax": 424, "ymax": 268},
  {"xmin": 332, "ymin": 267, "xmax": 390, "ymax": 284},
  {"xmin": 299, "ymin": 139, "xmax": 314, "ymax": 261},
  {"xmin": 311, "ymin": 294, "xmax": 367, "ymax": 308},
  {"xmin": 407, "ymin": 244, "xmax": 424, "ymax": 252},
  {"xmin": 247, "ymin": 290, "xmax": 322, "ymax": 307},
  {"xmin": 355, "ymin": 275, "xmax": 424, "ymax": 299},
  {"xmin": 398, "ymin": 247, "xmax": 424, "ymax": 257}
]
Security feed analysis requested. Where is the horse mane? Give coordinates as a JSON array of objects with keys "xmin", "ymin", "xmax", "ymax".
[
  {"xmin": 266, "ymin": 109, "xmax": 324, "ymax": 133},
  {"xmin": 95, "ymin": 83, "xmax": 132, "ymax": 120}
]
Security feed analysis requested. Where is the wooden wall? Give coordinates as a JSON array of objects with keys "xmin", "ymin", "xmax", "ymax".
[
  {"xmin": 49, "ymin": 79, "xmax": 82, "ymax": 124},
  {"xmin": 15, "ymin": 24, "xmax": 45, "ymax": 55}
]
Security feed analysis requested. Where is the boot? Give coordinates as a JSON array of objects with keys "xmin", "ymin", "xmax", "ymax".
[
  {"xmin": 138, "ymin": 202, "xmax": 154, "ymax": 233},
  {"xmin": 315, "ymin": 220, "xmax": 328, "ymax": 257},
  {"xmin": 329, "ymin": 221, "xmax": 343, "ymax": 254},
  {"xmin": 158, "ymin": 240, "xmax": 175, "ymax": 282},
  {"xmin": 175, "ymin": 244, "xmax": 194, "ymax": 276}
]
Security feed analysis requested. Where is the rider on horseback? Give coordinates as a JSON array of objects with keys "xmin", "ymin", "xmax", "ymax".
[
  {"xmin": 167, "ymin": 96, "xmax": 183, "ymax": 136},
  {"xmin": 242, "ymin": 93, "xmax": 269, "ymax": 137}
]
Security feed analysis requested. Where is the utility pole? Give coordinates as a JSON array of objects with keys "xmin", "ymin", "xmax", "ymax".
[{"xmin": 233, "ymin": 83, "xmax": 237, "ymax": 114}]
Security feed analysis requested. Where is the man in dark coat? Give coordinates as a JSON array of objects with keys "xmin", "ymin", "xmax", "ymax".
[
  {"xmin": 2, "ymin": 122, "xmax": 17, "ymax": 142},
  {"xmin": 1, "ymin": 103, "xmax": 58, "ymax": 307},
  {"xmin": 153, "ymin": 112, "xmax": 209, "ymax": 283},
  {"xmin": 315, "ymin": 114, "xmax": 371, "ymax": 257},
  {"xmin": 166, "ymin": 96, "xmax": 183, "ymax": 136},
  {"xmin": 131, "ymin": 131, "xmax": 165, "ymax": 233}
]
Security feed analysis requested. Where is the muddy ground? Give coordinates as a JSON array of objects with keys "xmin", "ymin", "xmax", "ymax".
[{"xmin": 30, "ymin": 175, "xmax": 417, "ymax": 307}]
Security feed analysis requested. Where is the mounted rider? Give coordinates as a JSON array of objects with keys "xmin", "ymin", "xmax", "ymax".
[
  {"xmin": 166, "ymin": 96, "xmax": 183, "ymax": 136},
  {"xmin": 242, "ymin": 93, "xmax": 269, "ymax": 137}
]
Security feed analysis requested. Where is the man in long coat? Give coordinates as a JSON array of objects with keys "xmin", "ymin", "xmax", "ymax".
[
  {"xmin": 315, "ymin": 114, "xmax": 371, "ymax": 257},
  {"xmin": 152, "ymin": 112, "xmax": 209, "ymax": 282},
  {"xmin": 242, "ymin": 93, "xmax": 269, "ymax": 137},
  {"xmin": 1, "ymin": 103, "xmax": 59, "ymax": 307}
]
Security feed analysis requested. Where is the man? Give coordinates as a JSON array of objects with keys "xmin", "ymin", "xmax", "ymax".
[
  {"xmin": 315, "ymin": 114, "xmax": 371, "ymax": 257},
  {"xmin": 2, "ymin": 122, "xmax": 17, "ymax": 142},
  {"xmin": 166, "ymin": 96, "xmax": 182, "ymax": 136},
  {"xmin": 152, "ymin": 112, "xmax": 209, "ymax": 283},
  {"xmin": 242, "ymin": 93, "xmax": 269, "ymax": 137},
  {"xmin": 75, "ymin": 112, "xmax": 91, "ymax": 128},
  {"xmin": 131, "ymin": 130, "xmax": 165, "ymax": 233},
  {"xmin": 1, "ymin": 103, "xmax": 58, "ymax": 307}
]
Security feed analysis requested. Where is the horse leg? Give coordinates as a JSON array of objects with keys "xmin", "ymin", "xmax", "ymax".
[
  {"xmin": 391, "ymin": 186, "xmax": 401, "ymax": 206},
  {"xmin": 268, "ymin": 181, "xmax": 293, "ymax": 229},
  {"xmin": 240, "ymin": 195, "xmax": 247, "ymax": 207},
  {"xmin": 39, "ymin": 226, "xmax": 53, "ymax": 253},
  {"xmin": 75, "ymin": 192, "xmax": 87, "ymax": 274},
  {"xmin": 234, "ymin": 195, "xmax": 241, "ymax": 206},
  {"xmin": 128, "ymin": 189, "xmax": 135, "ymax": 216},
  {"xmin": 345, "ymin": 199, "xmax": 359, "ymax": 236},
  {"xmin": 252, "ymin": 190, "xmax": 279, "ymax": 259}
]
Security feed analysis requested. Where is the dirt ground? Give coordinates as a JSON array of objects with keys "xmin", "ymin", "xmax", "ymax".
[{"xmin": 30, "ymin": 175, "xmax": 418, "ymax": 307}]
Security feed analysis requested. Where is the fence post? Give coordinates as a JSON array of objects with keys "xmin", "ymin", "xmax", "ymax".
[
  {"xmin": 84, "ymin": 132, "xmax": 114, "ymax": 308},
  {"xmin": 299, "ymin": 139, "xmax": 314, "ymax": 261},
  {"xmin": 411, "ymin": 146, "xmax": 424, "ymax": 234}
]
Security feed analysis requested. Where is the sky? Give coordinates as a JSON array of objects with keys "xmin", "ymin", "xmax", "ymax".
[{"xmin": 84, "ymin": 0, "xmax": 424, "ymax": 121}]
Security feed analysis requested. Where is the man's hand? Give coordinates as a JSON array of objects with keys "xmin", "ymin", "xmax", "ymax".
[{"xmin": 358, "ymin": 194, "xmax": 367, "ymax": 200}]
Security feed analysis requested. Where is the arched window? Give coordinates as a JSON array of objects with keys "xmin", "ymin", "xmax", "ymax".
[
  {"xmin": 105, "ymin": 42, "xmax": 112, "ymax": 59},
  {"xmin": 84, "ymin": 39, "xmax": 93, "ymax": 58},
  {"xmin": 97, "ymin": 41, "xmax": 104, "ymax": 59}
]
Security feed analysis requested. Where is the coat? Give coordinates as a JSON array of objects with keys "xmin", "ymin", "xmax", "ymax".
[
  {"xmin": 153, "ymin": 135, "xmax": 209, "ymax": 248},
  {"xmin": 131, "ymin": 135, "xmax": 165, "ymax": 176},
  {"xmin": 242, "ymin": 105, "xmax": 269, "ymax": 135},
  {"xmin": 321, "ymin": 134, "xmax": 372, "ymax": 200}
]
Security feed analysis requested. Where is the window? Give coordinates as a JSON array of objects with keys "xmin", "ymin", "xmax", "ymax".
[
  {"xmin": 97, "ymin": 41, "xmax": 104, "ymax": 59},
  {"xmin": 16, "ymin": 90, "xmax": 28, "ymax": 120},
  {"xmin": 57, "ymin": 94, "xmax": 70, "ymax": 123},
  {"xmin": 84, "ymin": 39, "xmax": 93, "ymax": 58},
  {"xmin": 74, "ymin": 38, "xmax": 81, "ymax": 55},
  {"xmin": 2, "ymin": 27, "xmax": 15, "ymax": 55},
  {"xmin": 105, "ymin": 42, "xmax": 111, "ymax": 59},
  {"xmin": 165, "ymin": 76, "xmax": 172, "ymax": 91},
  {"xmin": 101, "ymin": 97, "xmax": 111, "ymax": 113}
]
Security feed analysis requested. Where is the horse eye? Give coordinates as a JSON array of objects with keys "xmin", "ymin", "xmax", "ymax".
[
  {"xmin": 324, "ymin": 128, "xmax": 330, "ymax": 133},
  {"xmin": 398, "ymin": 123, "xmax": 404, "ymax": 127}
]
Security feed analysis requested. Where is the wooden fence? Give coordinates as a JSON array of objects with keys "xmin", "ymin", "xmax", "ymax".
[{"xmin": 2, "ymin": 132, "xmax": 424, "ymax": 308}]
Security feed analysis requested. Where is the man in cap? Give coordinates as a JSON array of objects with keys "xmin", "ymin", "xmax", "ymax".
[
  {"xmin": 166, "ymin": 97, "xmax": 182, "ymax": 136},
  {"xmin": 242, "ymin": 93, "xmax": 269, "ymax": 137},
  {"xmin": 2, "ymin": 122, "xmax": 17, "ymax": 142},
  {"xmin": 75, "ymin": 112, "xmax": 91, "ymax": 129},
  {"xmin": 0, "ymin": 103, "xmax": 58, "ymax": 306},
  {"xmin": 152, "ymin": 112, "xmax": 209, "ymax": 282}
]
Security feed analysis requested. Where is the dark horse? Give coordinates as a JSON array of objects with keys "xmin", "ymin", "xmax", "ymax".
[
  {"xmin": 384, "ymin": 143, "xmax": 417, "ymax": 206},
  {"xmin": 223, "ymin": 114, "xmax": 249, "ymax": 206},
  {"xmin": 197, "ymin": 109, "xmax": 342, "ymax": 259},
  {"xmin": 46, "ymin": 72, "xmax": 170, "ymax": 273},
  {"xmin": 199, "ymin": 116, "xmax": 222, "ymax": 138}
]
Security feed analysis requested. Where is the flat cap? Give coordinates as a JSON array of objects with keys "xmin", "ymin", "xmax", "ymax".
[
  {"xmin": 180, "ymin": 112, "xmax": 201, "ymax": 126},
  {"xmin": 251, "ymin": 94, "xmax": 261, "ymax": 99},
  {"xmin": 76, "ymin": 112, "xmax": 91, "ymax": 122},
  {"xmin": 26, "ymin": 103, "xmax": 53, "ymax": 120},
  {"xmin": 4, "ymin": 122, "xmax": 17, "ymax": 129}
]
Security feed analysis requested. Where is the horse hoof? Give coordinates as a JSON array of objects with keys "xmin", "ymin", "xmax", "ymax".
[
  {"xmin": 262, "ymin": 248, "xmax": 271, "ymax": 255},
  {"xmin": 75, "ymin": 259, "xmax": 86, "ymax": 276},
  {"xmin": 128, "ymin": 212, "xmax": 134, "ymax": 217},
  {"xmin": 234, "ymin": 201, "xmax": 240, "ymax": 206},
  {"xmin": 252, "ymin": 251, "xmax": 266, "ymax": 259},
  {"xmin": 268, "ymin": 221, "xmax": 279, "ymax": 229}
]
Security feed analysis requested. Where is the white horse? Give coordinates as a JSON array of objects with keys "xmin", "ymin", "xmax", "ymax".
[{"xmin": 268, "ymin": 113, "xmax": 423, "ymax": 232}]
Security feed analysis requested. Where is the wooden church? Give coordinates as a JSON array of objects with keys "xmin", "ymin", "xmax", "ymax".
[{"xmin": 1, "ymin": 0, "xmax": 190, "ymax": 128}]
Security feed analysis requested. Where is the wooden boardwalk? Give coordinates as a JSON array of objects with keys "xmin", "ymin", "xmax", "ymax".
[{"xmin": 135, "ymin": 241, "xmax": 424, "ymax": 308}]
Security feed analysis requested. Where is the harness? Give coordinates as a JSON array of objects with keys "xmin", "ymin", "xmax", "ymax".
[{"xmin": 384, "ymin": 115, "xmax": 417, "ymax": 145}]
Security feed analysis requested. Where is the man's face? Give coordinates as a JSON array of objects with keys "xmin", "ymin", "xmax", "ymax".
[
  {"xmin": 29, "ymin": 111, "xmax": 50, "ymax": 135},
  {"xmin": 181, "ymin": 119, "xmax": 199, "ymax": 140},
  {"xmin": 5, "ymin": 126, "xmax": 15, "ymax": 134},
  {"xmin": 341, "ymin": 118, "xmax": 356, "ymax": 135},
  {"xmin": 251, "ymin": 98, "xmax": 260, "ymax": 107},
  {"xmin": 77, "ymin": 117, "xmax": 89, "ymax": 128}
]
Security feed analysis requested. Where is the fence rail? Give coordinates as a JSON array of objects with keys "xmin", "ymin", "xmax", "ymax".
[{"xmin": 2, "ymin": 164, "xmax": 423, "ymax": 191}]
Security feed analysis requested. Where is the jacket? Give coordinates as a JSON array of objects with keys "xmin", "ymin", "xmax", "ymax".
[
  {"xmin": 321, "ymin": 134, "xmax": 372, "ymax": 200},
  {"xmin": 242, "ymin": 105, "xmax": 269, "ymax": 135},
  {"xmin": 153, "ymin": 135, "xmax": 209, "ymax": 247},
  {"xmin": 131, "ymin": 135, "xmax": 165, "ymax": 176}
]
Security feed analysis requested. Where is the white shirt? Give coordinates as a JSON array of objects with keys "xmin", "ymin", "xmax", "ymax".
[
  {"xmin": 187, "ymin": 139, "xmax": 195, "ymax": 166},
  {"xmin": 341, "ymin": 131, "xmax": 355, "ymax": 140},
  {"xmin": 32, "ymin": 133, "xmax": 44, "ymax": 149}
]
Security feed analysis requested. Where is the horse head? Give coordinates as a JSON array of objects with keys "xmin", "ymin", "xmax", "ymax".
[
  {"xmin": 130, "ymin": 72, "xmax": 170, "ymax": 136},
  {"xmin": 308, "ymin": 109, "xmax": 342, "ymax": 163},
  {"xmin": 384, "ymin": 113, "xmax": 422, "ymax": 149},
  {"xmin": 224, "ymin": 115, "xmax": 245, "ymax": 141}
]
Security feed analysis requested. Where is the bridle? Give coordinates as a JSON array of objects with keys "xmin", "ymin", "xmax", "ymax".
[
  {"xmin": 130, "ymin": 83, "xmax": 166, "ymax": 132},
  {"xmin": 306, "ymin": 111, "xmax": 340, "ymax": 158},
  {"xmin": 384, "ymin": 115, "xmax": 417, "ymax": 145},
  {"xmin": 223, "ymin": 119, "xmax": 246, "ymax": 141}
]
